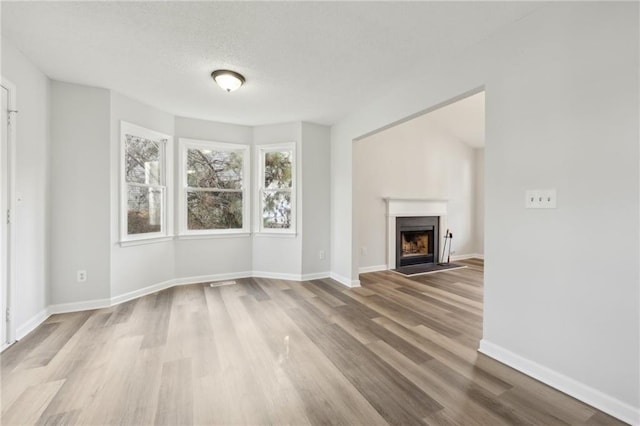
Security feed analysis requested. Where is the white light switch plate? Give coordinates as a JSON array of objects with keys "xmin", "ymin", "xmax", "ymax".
[{"xmin": 525, "ymin": 189, "xmax": 557, "ymax": 209}]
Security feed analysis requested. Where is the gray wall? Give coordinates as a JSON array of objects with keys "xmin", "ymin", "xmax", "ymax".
[
  {"xmin": 301, "ymin": 122, "xmax": 331, "ymax": 276},
  {"xmin": 50, "ymin": 81, "xmax": 111, "ymax": 304},
  {"xmin": 173, "ymin": 116, "xmax": 253, "ymax": 279},
  {"xmin": 1, "ymin": 38, "xmax": 50, "ymax": 331},
  {"xmin": 46, "ymin": 88, "xmax": 332, "ymax": 303},
  {"xmin": 109, "ymin": 91, "xmax": 176, "ymax": 297},
  {"xmin": 251, "ymin": 122, "xmax": 303, "ymax": 277},
  {"xmin": 330, "ymin": 1, "xmax": 639, "ymax": 415},
  {"xmin": 483, "ymin": 5, "xmax": 638, "ymax": 409},
  {"xmin": 474, "ymin": 148, "xmax": 484, "ymax": 255}
]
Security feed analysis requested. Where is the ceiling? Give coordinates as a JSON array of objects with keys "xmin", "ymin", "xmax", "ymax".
[{"xmin": 1, "ymin": 2, "xmax": 540, "ymax": 126}]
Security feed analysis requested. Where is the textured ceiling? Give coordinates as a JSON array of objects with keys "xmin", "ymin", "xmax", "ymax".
[{"xmin": 1, "ymin": 2, "xmax": 540, "ymax": 126}]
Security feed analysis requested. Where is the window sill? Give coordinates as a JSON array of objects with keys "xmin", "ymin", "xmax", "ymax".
[
  {"xmin": 119, "ymin": 236, "xmax": 174, "ymax": 247},
  {"xmin": 177, "ymin": 233, "xmax": 251, "ymax": 240},
  {"xmin": 253, "ymin": 232, "xmax": 298, "ymax": 239}
]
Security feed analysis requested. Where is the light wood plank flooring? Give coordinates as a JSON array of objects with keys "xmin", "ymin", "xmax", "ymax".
[{"xmin": 1, "ymin": 259, "xmax": 627, "ymax": 425}]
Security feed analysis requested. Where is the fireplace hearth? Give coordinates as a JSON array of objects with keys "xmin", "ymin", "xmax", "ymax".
[{"xmin": 396, "ymin": 216, "xmax": 438, "ymax": 267}]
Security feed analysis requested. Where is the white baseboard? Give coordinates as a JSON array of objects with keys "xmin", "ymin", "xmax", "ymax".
[
  {"xmin": 16, "ymin": 308, "xmax": 50, "ymax": 340},
  {"xmin": 49, "ymin": 298, "xmax": 111, "ymax": 315},
  {"xmin": 451, "ymin": 253, "xmax": 484, "ymax": 261},
  {"xmin": 301, "ymin": 272, "xmax": 331, "ymax": 281},
  {"xmin": 110, "ymin": 278, "xmax": 177, "ymax": 306},
  {"xmin": 13, "ymin": 269, "xmax": 351, "ymax": 341},
  {"xmin": 252, "ymin": 271, "xmax": 304, "ymax": 281},
  {"xmin": 330, "ymin": 272, "xmax": 361, "ymax": 288},
  {"xmin": 479, "ymin": 339, "xmax": 639, "ymax": 425},
  {"xmin": 358, "ymin": 264, "xmax": 388, "ymax": 274},
  {"xmin": 175, "ymin": 271, "xmax": 253, "ymax": 287}
]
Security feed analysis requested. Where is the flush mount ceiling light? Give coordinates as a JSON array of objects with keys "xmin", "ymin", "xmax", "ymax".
[{"xmin": 211, "ymin": 69, "xmax": 245, "ymax": 92}]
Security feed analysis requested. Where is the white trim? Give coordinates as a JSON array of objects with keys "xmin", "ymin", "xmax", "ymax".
[
  {"xmin": 359, "ymin": 264, "xmax": 388, "ymax": 274},
  {"xmin": 12, "ymin": 270, "xmax": 351, "ymax": 341},
  {"xmin": 110, "ymin": 271, "xmax": 255, "ymax": 305},
  {"xmin": 110, "ymin": 278, "xmax": 177, "ymax": 306},
  {"xmin": 1, "ymin": 77, "xmax": 17, "ymax": 346},
  {"xmin": 176, "ymin": 233, "xmax": 251, "ymax": 240},
  {"xmin": 330, "ymin": 272, "xmax": 361, "ymax": 288},
  {"xmin": 252, "ymin": 232, "xmax": 298, "ymax": 239},
  {"xmin": 175, "ymin": 272, "xmax": 253, "ymax": 286},
  {"xmin": 49, "ymin": 298, "xmax": 111, "ymax": 315},
  {"xmin": 120, "ymin": 121, "xmax": 173, "ymax": 244},
  {"xmin": 479, "ymin": 340, "xmax": 640, "ymax": 425},
  {"xmin": 15, "ymin": 308, "xmax": 49, "ymax": 340},
  {"xmin": 252, "ymin": 271, "xmax": 304, "ymax": 281},
  {"xmin": 301, "ymin": 272, "xmax": 331, "ymax": 281},
  {"xmin": 119, "ymin": 236, "xmax": 174, "ymax": 247},
  {"xmin": 254, "ymin": 142, "xmax": 296, "ymax": 235},
  {"xmin": 450, "ymin": 253, "xmax": 484, "ymax": 261},
  {"xmin": 177, "ymin": 138, "xmax": 250, "ymax": 235}
]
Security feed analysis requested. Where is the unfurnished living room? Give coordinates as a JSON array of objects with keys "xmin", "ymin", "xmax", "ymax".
[{"xmin": 0, "ymin": 1, "xmax": 638, "ymax": 425}]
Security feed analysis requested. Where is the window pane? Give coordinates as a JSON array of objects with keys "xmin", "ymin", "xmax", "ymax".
[
  {"xmin": 187, "ymin": 148, "xmax": 243, "ymax": 190},
  {"xmin": 187, "ymin": 190, "xmax": 243, "ymax": 230},
  {"xmin": 126, "ymin": 135, "xmax": 162, "ymax": 185},
  {"xmin": 264, "ymin": 151, "xmax": 292, "ymax": 189},
  {"xmin": 127, "ymin": 185, "xmax": 163, "ymax": 235},
  {"xmin": 263, "ymin": 190, "xmax": 291, "ymax": 229}
]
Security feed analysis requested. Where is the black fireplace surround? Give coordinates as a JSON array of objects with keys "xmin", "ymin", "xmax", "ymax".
[{"xmin": 396, "ymin": 216, "xmax": 439, "ymax": 267}]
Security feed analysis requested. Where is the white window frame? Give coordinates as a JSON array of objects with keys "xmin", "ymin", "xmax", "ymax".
[
  {"xmin": 255, "ymin": 142, "xmax": 296, "ymax": 235},
  {"xmin": 178, "ymin": 138, "xmax": 250, "ymax": 236},
  {"xmin": 120, "ymin": 121, "xmax": 172, "ymax": 244}
]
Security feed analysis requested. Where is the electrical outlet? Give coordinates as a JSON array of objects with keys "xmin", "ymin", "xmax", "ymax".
[
  {"xmin": 77, "ymin": 270, "xmax": 87, "ymax": 282},
  {"xmin": 525, "ymin": 189, "xmax": 557, "ymax": 209},
  {"xmin": 361, "ymin": 246, "xmax": 367, "ymax": 256},
  {"xmin": 319, "ymin": 250, "xmax": 325, "ymax": 260}
]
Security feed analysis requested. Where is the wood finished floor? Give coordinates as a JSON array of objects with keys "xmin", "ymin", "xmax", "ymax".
[{"xmin": 1, "ymin": 259, "xmax": 626, "ymax": 425}]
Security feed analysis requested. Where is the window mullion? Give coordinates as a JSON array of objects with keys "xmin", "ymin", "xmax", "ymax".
[{"xmin": 186, "ymin": 187, "xmax": 243, "ymax": 193}]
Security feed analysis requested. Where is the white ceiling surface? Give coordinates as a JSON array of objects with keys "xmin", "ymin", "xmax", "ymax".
[
  {"xmin": 427, "ymin": 91, "xmax": 485, "ymax": 148},
  {"xmin": 1, "ymin": 2, "xmax": 540, "ymax": 126}
]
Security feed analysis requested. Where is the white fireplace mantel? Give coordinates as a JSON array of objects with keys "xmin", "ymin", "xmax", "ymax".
[{"xmin": 384, "ymin": 198, "xmax": 448, "ymax": 269}]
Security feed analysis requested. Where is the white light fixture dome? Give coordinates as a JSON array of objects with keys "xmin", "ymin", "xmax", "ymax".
[{"xmin": 211, "ymin": 69, "xmax": 245, "ymax": 92}]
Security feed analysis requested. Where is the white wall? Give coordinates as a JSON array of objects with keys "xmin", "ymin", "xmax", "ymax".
[
  {"xmin": 475, "ymin": 148, "xmax": 484, "ymax": 255},
  {"xmin": 252, "ymin": 122, "xmax": 303, "ymax": 277},
  {"xmin": 331, "ymin": 2, "xmax": 639, "ymax": 422},
  {"xmin": 174, "ymin": 116, "xmax": 253, "ymax": 279},
  {"xmin": 1, "ymin": 38, "xmax": 50, "ymax": 331},
  {"xmin": 109, "ymin": 91, "xmax": 176, "ymax": 297},
  {"xmin": 50, "ymin": 81, "xmax": 111, "ymax": 304},
  {"xmin": 301, "ymin": 122, "xmax": 331, "ymax": 277},
  {"xmin": 354, "ymin": 116, "xmax": 477, "ymax": 271}
]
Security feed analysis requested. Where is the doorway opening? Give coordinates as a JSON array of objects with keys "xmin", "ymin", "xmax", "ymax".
[
  {"xmin": 352, "ymin": 87, "xmax": 485, "ymax": 335},
  {"xmin": 353, "ymin": 89, "xmax": 485, "ymax": 275}
]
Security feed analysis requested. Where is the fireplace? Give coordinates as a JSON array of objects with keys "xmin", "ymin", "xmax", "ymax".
[{"xmin": 396, "ymin": 216, "xmax": 438, "ymax": 267}]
